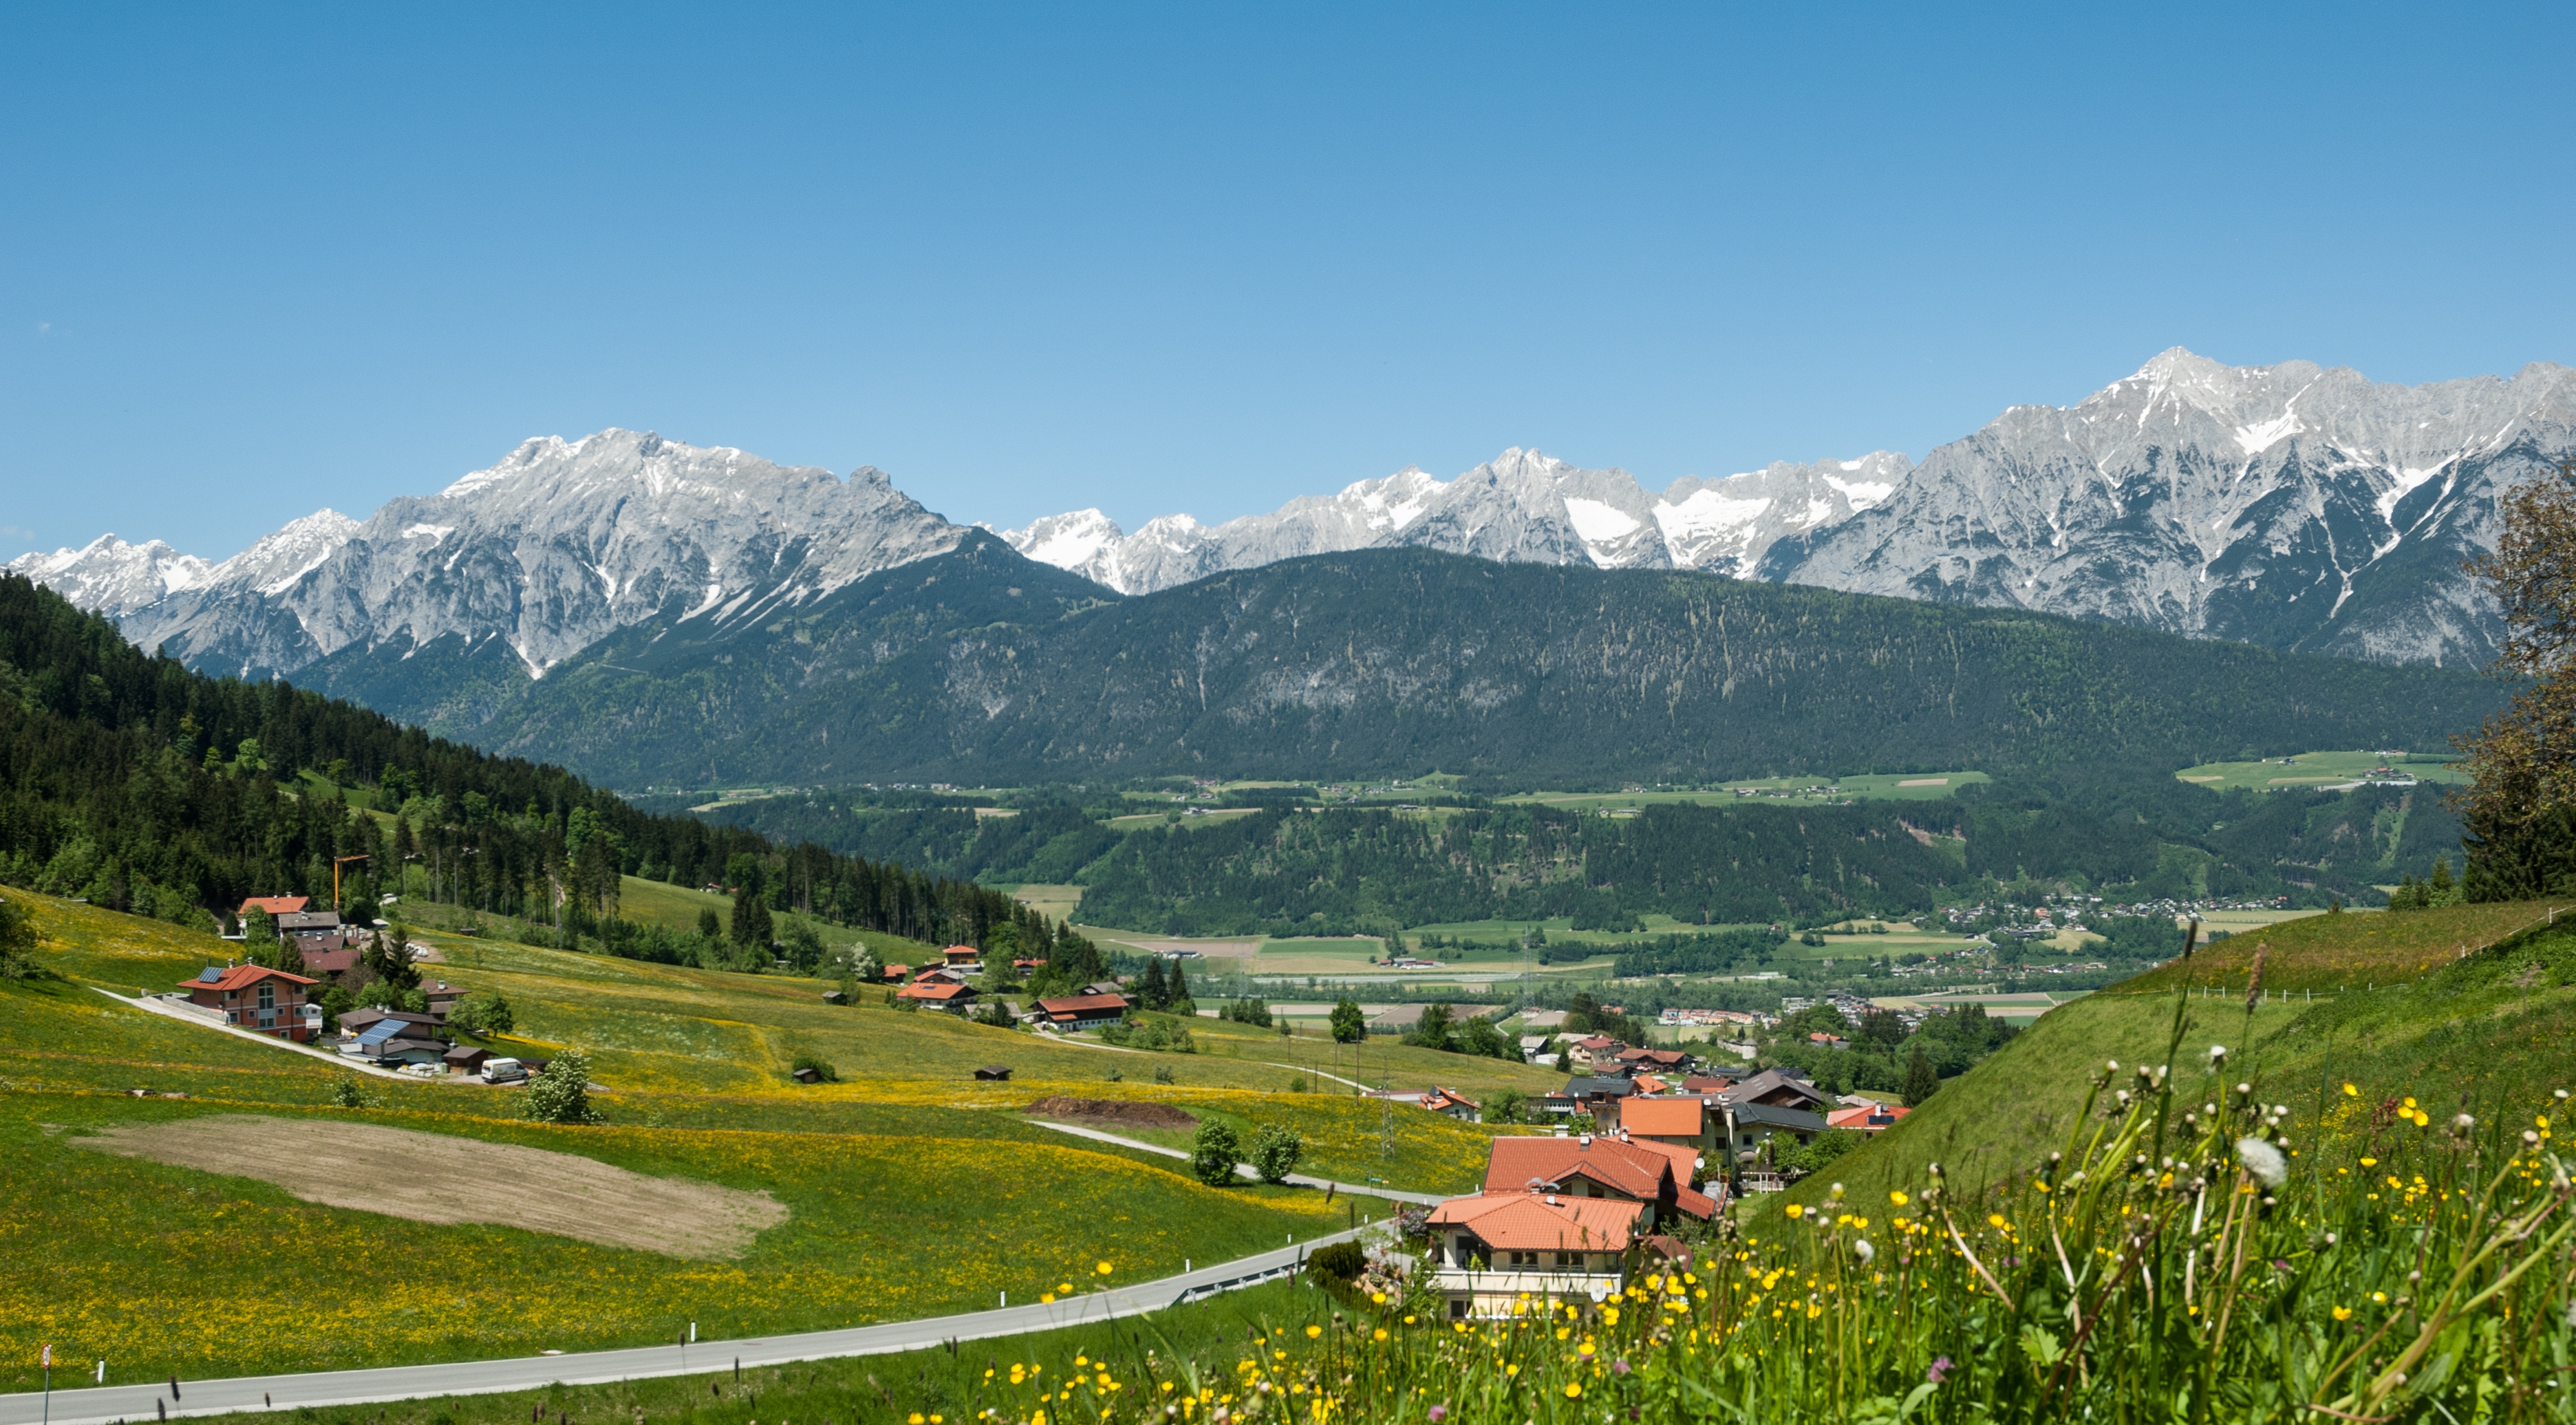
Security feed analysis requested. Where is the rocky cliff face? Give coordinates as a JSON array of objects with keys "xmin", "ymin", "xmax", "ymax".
[
  {"xmin": 1756, "ymin": 350, "xmax": 2576, "ymax": 667},
  {"xmin": 999, "ymin": 447, "xmax": 1902, "ymax": 593},
  {"xmin": 10, "ymin": 430, "xmax": 965, "ymax": 680}
]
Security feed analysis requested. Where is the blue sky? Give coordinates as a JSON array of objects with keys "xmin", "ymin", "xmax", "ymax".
[{"xmin": 4, "ymin": 3, "xmax": 2572, "ymax": 557}]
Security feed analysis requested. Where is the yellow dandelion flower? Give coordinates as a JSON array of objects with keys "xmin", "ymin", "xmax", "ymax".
[
  {"xmin": 2332, "ymin": 1307, "xmax": 2352, "ymax": 1321},
  {"xmin": 1565, "ymin": 1384, "xmax": 1582, "ymax": 1400}
]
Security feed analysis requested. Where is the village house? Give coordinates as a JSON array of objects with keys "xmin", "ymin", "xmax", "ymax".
[
  {"xmin": 1724, "ymin": 1101, "xmax": 1828, "ymax": 1161},
  {"xmin": 1614, "ymin": 1046, "xmax": 1692, "ymax": 1075},
  {"xmin": 896, "ymin": 981, "xmax": 979, "ymax": 1015},
  {"xmin": 1419, "ymin": 1087, "xmax": 1479, "ymax": 1122},
  {"xmin": 1425, "ymin": 1133, "xmax": 1715, "ymax": 1320},
  {"xmin": 1565, "ymin": 1036, "xmax": 1626, "ymax": 1073},
  {"xmin": 298, "ymin": 947, "xmax": 361, "ymax": 976},
  {"xmin": 1614, "ymin": 1095, "xmax": 1720, "ymax": 1159},
  {"xmin": 182, "ymin": 963, "xmax": 320, "ymax": 1040},
  {"xmin": 1426, "ymin": 1192, "xmax": 1640, "ymax": 1320},
  {"xmin": 941, "ymin": 945, "xmax": 985, "ymax": 974},
  {"xmin": 339, "ymin": 1008, "xmax": 445, "ymax": 1065},
  {"xmin": 1031, "ymin": 990, "xmax": 1131, "ymax": 1031},
  {"xmin": 277, "ymin": 909, "xmax": 355, "ymax": 956},
  {"xmin": 1827, "ymin": 1102, "xmax": 1911, "ymax": 1134},
  {"xmin": 1484, "ymin": 1135, "xmax": 1715, "ymax": 1227}
]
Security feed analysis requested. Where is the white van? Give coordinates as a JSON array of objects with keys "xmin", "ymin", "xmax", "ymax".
[{"xmin": 480, "ymin": 1058, "xmax": 527, "ymax": 1084}]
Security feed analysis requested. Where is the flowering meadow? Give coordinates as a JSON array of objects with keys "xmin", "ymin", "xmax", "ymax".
[{"xmin": 123, "ymin": 1010, "xmax": 2576, "ymax": 1423}]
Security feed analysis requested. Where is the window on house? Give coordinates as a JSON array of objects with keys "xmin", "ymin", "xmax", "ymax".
[
  {"xmin": 258, "ymin": 985, "xmax": 276, "ymax": 1010},
  {"xmin": 1506, "ymin": 1250, "xmax": 1538, "ymax": 1267},
  {"xmin": 1556, "ymin": 1252, "xmax": 1586, "ymax": 1269}
]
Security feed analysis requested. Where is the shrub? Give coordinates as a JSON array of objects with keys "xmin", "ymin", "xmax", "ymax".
[
  {"xmin": 1305, "ymin": 1239, "xmax": 1366, "ymax": 1285},
  {"xmin": 0, "ymin": 894, "xmax": 50, "ymax": 980},
  {"xmin": 327, "ymin": 1073, "xmax": 376, "ymax": 1108},
  {"xmin": 519, "ymin": 1047, "xmax": 603, "ymax": 1125},
  {"xmin": 1188, "ymin": 1120, "xmax": 1241, "ymax": 1186},
  {"xmin": 448, "ymin": 990, "xmax": 515, "ymax": 1036},
  {"xmin": 1249, "ymin": 1123, "xmax": 1304, "ymax": 1184}
]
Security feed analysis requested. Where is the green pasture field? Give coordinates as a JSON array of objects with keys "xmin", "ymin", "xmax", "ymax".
[
  {"xmin": 1007, "ymin": 883, "xmax": 1087, "ymax": 923},
  {"xmin": 0, "ymin": 893, "xmax": 1518, "ymax": 1383},
  {"xmin": 2117, "ymin": 899, "xmax": 2575, "ymax": 996},
  {"xmin": 2171, "ymin": 748, "xmax": 2469, "ymax": 793},
  {"xmin": 47, "ymin": 1278, "xmax": 1332, "ymax": 1425},
  {"xmin": 607, "ymin": 875, "xmax": 937, "ymax": 961},
  {"xmin": 1794, "ymin": 897, "xmax": 2576, "ymax": 1210},
  {"xmin": 1104, "ymin": 807, "xmax": 1265, "ymax": 830},
  {"xmin": 1170, "ymin": 1010, "xmax": 1565, "ymax": 1104},
  {"xmin": 1501, "ymin": 771, "xmax": 1988, "ymax": 811}
]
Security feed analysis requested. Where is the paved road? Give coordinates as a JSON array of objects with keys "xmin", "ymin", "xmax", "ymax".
[
  {"xmin": 0, "ymin": 1230, "xmax": 1371, "ymax": 1425},
  {"xmin": 1021, "ymin": 1118, "xmax": 1450, "ymax": 1206}
]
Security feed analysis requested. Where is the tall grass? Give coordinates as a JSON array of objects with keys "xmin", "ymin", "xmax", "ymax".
[{"xmin": 945, "ymin": 987, "xmax": 2576, "ymax": 1423}]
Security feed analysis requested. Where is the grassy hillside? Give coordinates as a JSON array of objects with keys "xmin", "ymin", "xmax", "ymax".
[
  {"xmin": 1796, "ymin": 898, "xmax": 2576, "ymax": 1208},
  {"xmin": 0, "ymin": 892, "xmax": 1519, "ymax": 1383}
]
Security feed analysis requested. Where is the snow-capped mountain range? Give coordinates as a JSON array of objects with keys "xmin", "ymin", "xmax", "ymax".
[
  {"xmin": 8, "ymin": 430, "xmax": 962, "ymax": 679},
  {"xmin": 10, "ymin": 349, "xmax": 2572, "ymax": 679},
  {"xmin": 996, "ymin": 447, "xmax": 1911, "ymax": 593}
]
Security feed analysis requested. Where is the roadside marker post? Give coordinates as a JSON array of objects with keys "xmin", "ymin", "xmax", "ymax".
[{"xmin": 39, "ymin": 1342, "xmax": 50, "ymax": 1425}]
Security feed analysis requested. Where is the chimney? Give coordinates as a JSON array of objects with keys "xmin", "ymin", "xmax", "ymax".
[{"xmin": 1578, "ymin": 1134, "xmax": 1592, "ymax": 1148}]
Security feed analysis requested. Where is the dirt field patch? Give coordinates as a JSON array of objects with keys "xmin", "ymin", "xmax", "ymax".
[
  {"xmin": 73, "ymin": 1115, "xmax": 786, "ymax": 1258},
  {"xmin": 1022, "ymin": 1095, "xmax": 1199, "ymax": 1130}
]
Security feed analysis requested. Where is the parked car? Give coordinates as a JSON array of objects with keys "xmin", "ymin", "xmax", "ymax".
[{"xmin": 480, "ymin": 1057, "xmax": 528, "ymax": 1084}]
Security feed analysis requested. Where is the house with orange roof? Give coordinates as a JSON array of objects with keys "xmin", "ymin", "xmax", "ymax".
[
  {"xmin": 1617, "ymin": 1095, "xmax": 1719, "ymax": 1157},
  {"xmin": 1483, "ymin": 1134, "xmax": 1715, "ymax": 1224},
  {"xmin": 896, "ymin": 981, "xmax": 979, "ymax": 1016},
  {"xmin": 1827, "ymin": 1103, "xmax": 1911, "ymax": 1134},
  {"xmin": 1426, "ymin": 1191, "xmax": 1641, "ymax": 1319},
  {"xmin": 941, "ymin": 945, "xmax": 985, "ymax": 973},
  {"xmin": 237, "ymin": 895, "xmax": 310, "ymax": 918},
  {"xmin": 180, "ymin": 962, "xmax": 321, "ymax": 1041},
  {"xmin": 1419, "ymin": 1087, "xmax": 1479, "ymax": 1122}
]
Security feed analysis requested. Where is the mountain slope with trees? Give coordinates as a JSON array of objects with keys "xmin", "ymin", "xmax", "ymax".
[
  {"xmin": 331, "ymin": 542, "xmax": 2504, "ymax": 789},
  {"xmin": 0, "ymin": 573, "xmax": 1097, "ymax": 974}
]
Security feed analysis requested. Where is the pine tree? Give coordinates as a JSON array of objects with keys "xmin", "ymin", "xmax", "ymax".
[
  {"xmin": 2429, "ymin": 857, "xmax": 2457, "ymax": 906},
  {"xmin": 1166, "ymin": 961, "xmax": 1194, "ymax": 1014},
  {"xmin": 1140, "ymin": 956, "xmax": 1168, "ymax": 1010},
  {"xmin": 1902, "ymin": 1045, "xmax": 1940, "ymax": 1107}
]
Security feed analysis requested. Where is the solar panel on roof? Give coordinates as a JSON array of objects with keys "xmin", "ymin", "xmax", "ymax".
[
  {"xmin": 358, "ymin": 1022, "xmax": 401, "ymax": 1044},
  {"xmin": 200, "ymin": 966, "xmax": 224, "ymax": 983}
]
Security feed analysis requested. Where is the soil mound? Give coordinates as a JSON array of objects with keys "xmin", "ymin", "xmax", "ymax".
[
  {"xmin": 74, "ymin": 1114, "xmax": 785, "ymax": 1258},
  {"xmin": 1023, "ymin": 1095, "xmax": 1199, "ymax": 1130}
]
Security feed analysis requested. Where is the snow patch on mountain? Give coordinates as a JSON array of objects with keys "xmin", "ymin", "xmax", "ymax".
[{"xmin": 1001, "ymin": 446, "xmax": 1912, "ymax": 592}]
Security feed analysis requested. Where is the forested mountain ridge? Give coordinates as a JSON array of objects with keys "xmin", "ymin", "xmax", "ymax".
[
  {"xmin": 395, "ymin": 541, "xmax": 2502, "ymax": 788},
  {"xmin": 711, "ymin": 778, "xmax": 2470, "ymax": 931},
  {"xmin": 0, "ymin": 573, "xmax": 1082, "ymax": 961}
]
